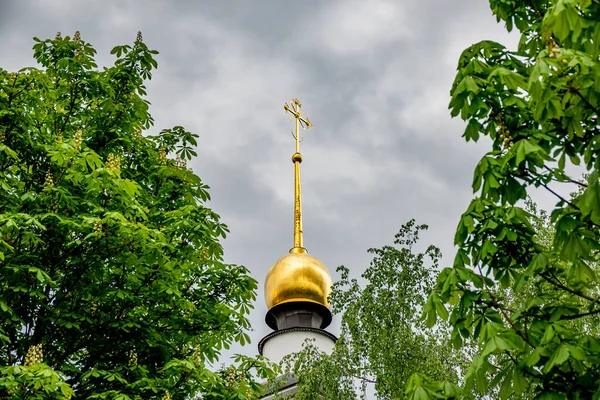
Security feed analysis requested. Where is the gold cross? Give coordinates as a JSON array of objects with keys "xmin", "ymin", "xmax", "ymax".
[{"xmin": 284, "ymin": 98, "xmax": 312, "ymax": 153}]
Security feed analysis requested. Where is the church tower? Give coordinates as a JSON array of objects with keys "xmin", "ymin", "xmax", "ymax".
[{"xmin": 258, "ymin": 99, "xmax": 336, "ymax": 369}]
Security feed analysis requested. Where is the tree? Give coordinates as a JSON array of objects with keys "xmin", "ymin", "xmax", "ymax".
[
  {"xmin": 496, "ymin": 198, "xmax": 600, "ymax": 398},
  {"xmin": 413, "ymin": 1, "xmax": 600, "ymax": 398},
  {"xmin": 283, "ymin": 220, "xmax": 466, "ymax": 399},
  {"xmin": 0, "ymin": 32, "xmax": 273, "ymax": 399}
]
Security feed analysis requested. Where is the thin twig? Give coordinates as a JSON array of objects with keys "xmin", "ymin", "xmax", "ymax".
[{"xmin": 543, "ymin": 165, "xmax": 587, "ymax": 188}]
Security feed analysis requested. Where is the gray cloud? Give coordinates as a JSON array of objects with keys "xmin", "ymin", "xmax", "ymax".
[{"xmin": 1, "ymin": 0, "xmax": 522, "ymax": 359}]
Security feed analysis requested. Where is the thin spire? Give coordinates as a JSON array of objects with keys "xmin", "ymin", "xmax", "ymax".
[{"xmin": 284, "ymin": 99, "xmax": 312, "ymax": 254}]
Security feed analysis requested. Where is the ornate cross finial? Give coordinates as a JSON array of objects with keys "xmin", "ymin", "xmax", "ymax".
[{"xmin": 284, "ymin": 98, "xmax": 312, "ymax": 154}]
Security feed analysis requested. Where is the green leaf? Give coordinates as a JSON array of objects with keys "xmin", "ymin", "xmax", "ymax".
[
  {"xmin": 526, "ymin": 347, "xmax": 542, "ymax": 367},
  {"xmin": 513, "ymin": 139, "xmax": 545, "ymax": 166},
  {"xmin": 541, "ymin": 325, "xmax": 555, "ymax": 345},
  {"xmin": 433, "ymin": 293, "xmax": 449, "ymax": 321},
  {"xmin": 489, "ymin": 67, "xmax": 526, "ymax": 90},
  {"xmin": 455, "ymin": 76, "xmax": 481, "ymax": 95},
  {"xmin": 580, "ymin": 171, "xmax": 600, "ymax": 224},
  {"xmin": 499, "ymin": 370, "xmax": 513, "ymax": 399},
  {"xmin": 561, "ymin": 231, "xmax": 590, "ymax": 261},
  {"xmin": 513, "ymin": 368, "xmax": 526, "ymax": 394},
  {"xmin": 543, "ymin": 344, "xmax": 570, "ymax": 373},
  {"xmin": 482, "ymin": 335, "xmax": 515, "ymax": 357}
]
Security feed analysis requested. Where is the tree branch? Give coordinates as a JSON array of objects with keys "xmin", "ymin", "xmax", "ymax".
[
  {"xmin": 540, "ymin": 270, "xmax": 600, "ymax": 305},
  {"xmin": 560, "ymin": 308, "xmax": 600, "ymax": 321},
  {"xmin": 570, "ymin": 86, "xmax": 600, "ymax": 118},
  {"xmin": 528, "ymin": 0, "xmax": 544, "ymax": 19},
  {"xmin": 543, "ymin": 165, "xmax": 587, "ymax": 188}
]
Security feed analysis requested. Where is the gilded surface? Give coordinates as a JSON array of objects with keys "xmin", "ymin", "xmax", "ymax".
[
  {"xmin": 284, "ymin": 98, "xmax": 311, "ymax": 251},
  {"xmin": 264, "ymin": 252, "xmax": 332, "ymax": 309}
]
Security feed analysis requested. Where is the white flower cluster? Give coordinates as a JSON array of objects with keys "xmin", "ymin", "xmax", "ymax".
[
  {"xmin": 93, "ymin": 220, "xmax": 102, "ymax": 233},
  {"xmin": 175, "ymin": 156, "xmax": 187, "ymax": 170},
  {"xmin": 549, "ymin": 44, "xmax": 561, "ymax": 58},
  {"xmin": 200, "ymin": 247, "xmax": 210, "ymax": 263},
  {"xmin": 24, "ymin": 344, "xmax": 43, "ymax": 366},
  {"xmin": 545, "ymin": 35, "xmax": 561, "ymax": 59},
  {"xmin": 162, "ymin": 391, "xmax": 171, "ymax": 400},
  {"xmin": 224, "ymin": 366, "xmax": 237, "ymax": 387},
  {"xmin": 128, "ymin": 350, "xmax": 138, "ymax": 366},
  {"xmin": 44, "ymin": 170, "xmax": 55, "ymax": 188},
  {"xmin": 73, "ymin": 130, "xmax": 82, "ymax": 151},
  {"xmin": 496, "ymin": 115, "xmax": 513, "ymax": 150},
  {"xmin": 158, "ymin": 147, "xmax": 167, "ymax": 165},
  {"xmin": 106, "ymin": 153, "xmax": 121, "ymax": 172}
]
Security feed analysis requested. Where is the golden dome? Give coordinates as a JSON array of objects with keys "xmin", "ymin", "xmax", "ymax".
[{"xmin": 264, "ymin": 248, "xmax": 332, "ymax": 310}]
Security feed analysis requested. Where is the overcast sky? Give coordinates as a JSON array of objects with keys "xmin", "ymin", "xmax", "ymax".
[{"xmin": 0, "ymin": 0, "xmax": 533, "ymax": 362}]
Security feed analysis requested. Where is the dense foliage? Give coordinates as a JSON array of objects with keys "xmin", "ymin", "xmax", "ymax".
[
  {"xmin": 409, "ymin": 1, "xmax": 600, "ymax": 399},
  {"xmin": 285, "ymin": 221, "xmax": 467, "ymax": 399},
  {"xmin": 0, "ymin": 32, "xmax": 272, "ymax": 399}
]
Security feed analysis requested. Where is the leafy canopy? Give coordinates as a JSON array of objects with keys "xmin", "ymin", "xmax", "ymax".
[
  {"xmin": 410, "ymin": 1, "xmax": 600, "ymax": 399},
  {"xmin": 0, "ymin": 32, "xmax": 273, "ymax": 399}
]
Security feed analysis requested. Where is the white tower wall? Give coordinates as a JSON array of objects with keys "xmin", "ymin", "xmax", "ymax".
[{"xmin": 261, "ymin": 328, "xmax": 336, "ymax": 365}]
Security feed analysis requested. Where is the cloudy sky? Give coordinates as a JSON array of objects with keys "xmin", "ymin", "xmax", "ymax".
[{"xmin": 0, "ymin": 0, "xmax": 534, "ymax": 361}]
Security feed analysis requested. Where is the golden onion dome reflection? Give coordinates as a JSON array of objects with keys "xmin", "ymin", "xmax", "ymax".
[{"xmin": 264, "ymin": 248, "xmax": 332, "ymax": 310}]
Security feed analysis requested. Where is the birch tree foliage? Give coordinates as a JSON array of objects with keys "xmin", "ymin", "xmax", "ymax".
[{"xmin": 284, "ymin": 221, "xmax": 466, "ymax": 400}]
